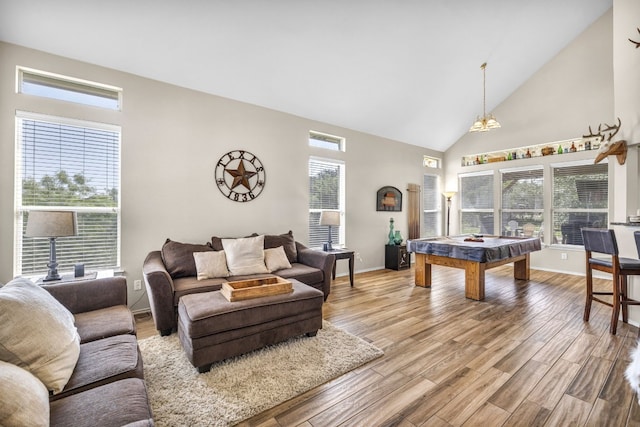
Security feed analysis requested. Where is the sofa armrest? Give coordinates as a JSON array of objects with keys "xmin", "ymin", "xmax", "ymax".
[
  {"xmin": 42, "ymin": 276, "xmax": 127, "ymax": 314},
  {"xmin": 143, "ymin": 250, "xmax": 177, "ymax": 335},
  {"xmin": 296, "ymin": 242, "xmax": 335, "ymax": 301}
]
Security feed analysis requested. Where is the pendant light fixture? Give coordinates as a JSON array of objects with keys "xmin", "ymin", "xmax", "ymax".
[{"xmin": 469, "ymin": 62, "xmax": 501, "ymax": 132}]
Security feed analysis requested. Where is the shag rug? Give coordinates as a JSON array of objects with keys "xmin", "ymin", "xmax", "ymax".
[{"xmin": 138, "ymin": 321, "xmax": 383, "ymax": 427}]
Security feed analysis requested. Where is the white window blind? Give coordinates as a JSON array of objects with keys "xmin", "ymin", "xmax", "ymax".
[
  {"xmin": 552, "ymin": 162, "xmax": 608, "ymax": 246},
  {"xmin": 501, "ymin": 168, "xmax": 544, "ymax": 240},
  {"xmin": 15, "ymin": 113, "xmax": 121, "ymax": 276},
  {"xmin": 460, "ymin": 172, "xmax": 494, "ymax": 234},
  {"xmin": 423, "ymin": 174, "xmax": 440, "ymax": 236},
  {"xmin": 308, "ymin": 158, "xmax": 344, "ymax": 248}
]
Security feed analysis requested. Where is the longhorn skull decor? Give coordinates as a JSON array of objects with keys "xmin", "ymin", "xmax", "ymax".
[
  {"xmin": 583, "ymin": 118, "xmax": 628, "ymax": 165},
  {"xmin": 630, "ymin": 27, "xmax": 640, "ymax": 48}
]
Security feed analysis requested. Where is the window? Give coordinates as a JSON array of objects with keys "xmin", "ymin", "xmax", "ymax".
[
  {"xmin": 309, "ymin": 131, "xmax": 345, "ymax": 152},
  {"xmin": 460, "ymin": 172, "xmax": 494, "ymax": 234},
  {"xmin": 423, "ymin": 156, "xmax": 440, "ymax": 169},
  {"xmin": 552, "ymin": 161, "xmax": 608, "ymax": 246},
  {"xmin": 422, "ymin": 174, "xmax": 441, "ymax": 236},
  {"xmin": 15, "ymin": 112, "xmax": 121, "ymax": 276},
  {"xmin": 308, "ymin": 158, "xmax": 345, "ymax": 248},
  {"xmin": 18, "ymin": 67, "xmax": 122, "ymax": 110},
  {"xmin": 501, "ymin": 167, "xmax": 544, "ymax": 241}
]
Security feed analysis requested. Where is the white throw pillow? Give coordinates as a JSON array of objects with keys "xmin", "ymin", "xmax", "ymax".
[
  {"xmin": 194, "ymin": 251, "xmax": 230, "ymax": 279},
  {"xmin": 0, "ymin": 278, "xmax": 80, "ymax": 394},
  {"xmin": 0, "ymin": 360, "xmax": 49, "ymax": 427},
  {"xmin": 221, "ymin": 235, "xmax": 269, "ymax": 276},
  {"xmin": 264, "ymin": 246, "xmax": 293, "ymax": 272}
]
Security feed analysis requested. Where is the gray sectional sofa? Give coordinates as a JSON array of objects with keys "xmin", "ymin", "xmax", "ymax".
[
  {"xmin": 143, "ymin": 231, "xmax": 335, "ymax": 336},
  {"xmin": 0, "ymin": 276, "xmax": 153, "ymax": 427}
]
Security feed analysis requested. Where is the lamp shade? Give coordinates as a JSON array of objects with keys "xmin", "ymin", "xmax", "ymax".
[
  {"xmin": 319, "ymin": 210, "xmax": 341, "ymax": 227},
  {"xmin": 25, "ymin": 211, "xmax": 77, "ymax": 238}
]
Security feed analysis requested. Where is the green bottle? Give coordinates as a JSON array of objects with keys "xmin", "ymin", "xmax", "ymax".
[{"xmin": 557, "ymin": 145, "xmax": 563, "ymax": 154}]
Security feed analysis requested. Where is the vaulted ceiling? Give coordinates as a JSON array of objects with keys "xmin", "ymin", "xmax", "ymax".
[{"xmin": 0, "ymin": 0, "xmax": 612, "ymax": 151}]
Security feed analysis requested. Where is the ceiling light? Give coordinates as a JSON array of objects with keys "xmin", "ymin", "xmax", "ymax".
[{"xmin": 469, "ymin": 62, "xmax": 501, "ymax": 133}]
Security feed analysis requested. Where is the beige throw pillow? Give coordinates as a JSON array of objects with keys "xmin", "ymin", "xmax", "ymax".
[
  {"xmin": 0, "ymin": 278, "xmax": 80, "ymax": 394},
  {"xmin": 0, "ymin": 360, "xmax": 49, "ymax": 427},
  {"xmin": 221, "ymin": 235, "xmax": 269, "ymax": 276},
  {"xmin": 194, "ymin": 251, "xmax": 230, "ymax": 279},
  {"xmin": 264, "ymin": 246, "xmax": 292, "ymax": 272}
]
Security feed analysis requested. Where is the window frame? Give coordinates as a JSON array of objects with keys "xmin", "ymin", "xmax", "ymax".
[
  {"xmin": 459, "ymin": 171, "xmax": 495, "ymax": 235},
  {"xmin": 14, "ymin": 111, "xmax": 122, "ymax": 277},
  {"xmin": 422, "ymin": 173, "xmax": 441, "ymax": 237},
  {"xmin": 308, "ymin": 156, "xmax": 346, "ymax": 248}
]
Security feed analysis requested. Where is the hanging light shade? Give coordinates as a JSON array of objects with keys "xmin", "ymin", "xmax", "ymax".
[{"xmin": 469, "ymin": 62, "xmax": 501, "ymax": 133}]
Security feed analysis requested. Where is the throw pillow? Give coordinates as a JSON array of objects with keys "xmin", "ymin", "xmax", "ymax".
[
  {"xmin": 210, "ymin": 233, "xmax": 259, "ymax": 251},
  {"xmin": 193, "ymin": 251, "xmax": 230, "ymax": 279},
  {"xmin": 0, "ymin": 278, "xmax": 80, "ymax": 394},
  {"xmin": 161, "ymin": 239, "xmax": 212, "ymax": 278},
  {"xmin": 221, "ymin": 235, "xmax": 269, "ymax": 276},
  {"xmin": 264, "ymin": 246, "xmax": 293, "ymax": 272},
  {"xmin": 264, "ymin": 230, "xmax": 298, "ymax": 263},
  {"xmin": 0, "ymin": 360, "xmax": 49, "ymax": 427}
]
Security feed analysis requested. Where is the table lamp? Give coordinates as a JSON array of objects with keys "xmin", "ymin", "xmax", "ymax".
[
  {"xmin": 25, "ymin": 210, "xmax": 78, "ymax": 281},
  {"xmin": 319, "ymin": 210, "xmax": 340, "ymax": 251}
]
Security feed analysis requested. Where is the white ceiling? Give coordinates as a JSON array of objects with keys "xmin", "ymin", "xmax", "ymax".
[{"xmin": 0, "ymin": 0, "xmax": 612, "ymax": 151}]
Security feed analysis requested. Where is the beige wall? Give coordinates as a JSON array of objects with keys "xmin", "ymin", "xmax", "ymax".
[
  {"xmin": 443, "ymin": 9, "xmax": 615, "ymax": 276},
  {"xmin": 0, "ymin": 42, "xmax": 441, "ymax": 310}
]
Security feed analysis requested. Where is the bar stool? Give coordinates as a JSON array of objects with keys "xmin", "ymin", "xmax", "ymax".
[{"xmin": 582, "ymin": 228, "xmax": 640, "ymax": 335}]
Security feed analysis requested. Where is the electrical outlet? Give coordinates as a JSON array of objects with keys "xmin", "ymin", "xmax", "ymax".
[
  {"xmin": 561, "ymin": 253, "xmax": 568, "ymax": 260},
  {"xmin": 134, "ymin": 279, "xmax": 142, "ymax": 291}
]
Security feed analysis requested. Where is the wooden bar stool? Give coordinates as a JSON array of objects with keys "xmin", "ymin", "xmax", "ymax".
[{"xmin": 582, "ymin": 228, "xmax": 640, "ymax": 334}]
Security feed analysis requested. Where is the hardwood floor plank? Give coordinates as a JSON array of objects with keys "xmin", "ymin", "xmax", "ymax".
[
  {"xmin": 502, "ymin": 400, "xmax": 551, "ymax": 427},
  {"xmin": 527, "ymin": 358, "xmax": 581, "ymax": 410},
  {"xmin": 133, "ymin": 266, "xmax": 640, "ymax": 426},
  {"xmin": 488, "ymin": 359, "xmax": 550, "ymax": 413},
  {"xmin": 566, "ymin": 356, "xmax": 614, "ymax": 403},
  {"xmin": 544, "ymin": 394, "xmax": 592, "ymax": 426}
]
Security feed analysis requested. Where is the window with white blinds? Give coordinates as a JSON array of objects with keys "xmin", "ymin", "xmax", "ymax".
[
  {"xmin": 423, "ymin": 174, "xmax": 441, "ymax": 237},
  {"xmin": 15, "ymin": 112, "xmax": 121, "ymax": 276},
  {"xmin": 552, "ymin": 161, "xmax": 608, "ymax": 246},
  {"xmin": 308, "ymin": 158, "xmax": 344, "ymax": 248},
  {"xmin": 460, "ymin": 172, "xmax": 494, "ymax": 234},
  {"xmin": 501, "ymin": 167, "xmax": 544, "ymax": 241}
]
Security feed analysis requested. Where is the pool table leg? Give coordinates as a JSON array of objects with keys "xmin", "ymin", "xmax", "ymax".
[
  {"xmin": 414, "ymin": 253, "xmax": 431, "ymax": 287},
  {"xmin": 465, "ymin": 260, "xmax": 485, "ymax": 300},
  {"xmin": 513, "ymin": 254, "xmax": 530, "ymax": 280}
]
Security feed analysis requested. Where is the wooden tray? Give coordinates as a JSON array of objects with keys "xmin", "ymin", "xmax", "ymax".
[{"xmin": 221, "ymin": 276, "xmax": 293, "ymax": 302}]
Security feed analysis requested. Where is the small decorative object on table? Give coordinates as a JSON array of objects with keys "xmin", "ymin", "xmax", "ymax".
[
  {"xmin": 388, "ymin": 218, "xmax": 396, "ymax": 245},
  {"xmin": 394, "ymin": 230, "xmax": 403, "ymax": 245}
]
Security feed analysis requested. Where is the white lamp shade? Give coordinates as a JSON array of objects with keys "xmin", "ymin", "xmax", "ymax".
[
  {"xmin": 319, "ymin": 210, "xmax": 341, "ymax": 226},
  {"xmin": 25, "ymin": 211, "xmax": 77, "ymax": 238}
]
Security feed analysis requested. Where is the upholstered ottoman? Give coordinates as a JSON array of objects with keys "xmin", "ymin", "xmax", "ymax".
[{"xmin": 177, "ymin": 279, "xmax": 323, "ymax": 373}]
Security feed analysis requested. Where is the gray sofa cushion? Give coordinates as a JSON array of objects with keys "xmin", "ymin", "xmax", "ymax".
[
  {"xmin": 161, "ymin": 239, "xmax": 212, "ymax": 278},
  {"xmin": 275, "ymin": 263, "xmax": 323, "ymax": 287},
  {"xmin": 74, "ymin": 305, "xmax": 136, "ymax": 344},
  {"xmin": 50, "ymin": 378, "xmax": 153, "ymax": 427},
  {"xmin": 52, "ymin": 334, "xmax": 143, "ymax": 401}
]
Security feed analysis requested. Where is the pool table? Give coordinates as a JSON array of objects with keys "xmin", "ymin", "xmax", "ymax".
[{"xmin": 407, "ymin": 236, "xmax": 542, "ymax": 300}]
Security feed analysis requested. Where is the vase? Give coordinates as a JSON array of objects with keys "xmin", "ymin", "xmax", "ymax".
[
  {"xmin": 387, "ymin": 218, "xmax": 395, "ymax": 245},
  {"xmin": 394, "ymin": 230, "xmax": 403, "ymax": 245}
]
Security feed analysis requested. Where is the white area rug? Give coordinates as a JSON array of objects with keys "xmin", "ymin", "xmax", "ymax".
[{"xmin": 138, "ymin": 321, "xmax": 383, "ymax": 427}]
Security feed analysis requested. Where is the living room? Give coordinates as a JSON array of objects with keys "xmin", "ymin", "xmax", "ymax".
[{"xmin": 2, "ymin": 0, "xmax": 640, "ymax": 425}]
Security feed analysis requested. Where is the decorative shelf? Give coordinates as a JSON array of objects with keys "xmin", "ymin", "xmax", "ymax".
[{"xmin": 462, "ymin": 137, "xmax": 601, "ymax": 167}]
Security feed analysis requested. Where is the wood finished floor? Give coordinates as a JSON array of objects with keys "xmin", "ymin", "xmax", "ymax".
[{"xmin": 135, "ymin": 265, "xmax": 640, "ymax": 426}]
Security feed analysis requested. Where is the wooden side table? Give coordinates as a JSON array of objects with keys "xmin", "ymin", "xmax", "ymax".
[
  {"xmin": 385, "ymin": 244, "xmax": 410, "ymax": 270},
  {"xmin": 326, "ymin": 248, "xmax": 355, "ymax": 287}
]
